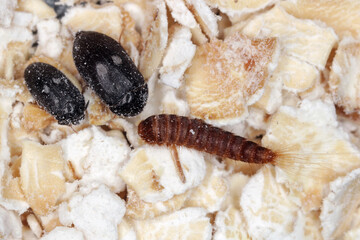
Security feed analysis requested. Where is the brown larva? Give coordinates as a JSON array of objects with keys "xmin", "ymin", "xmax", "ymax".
[{"xmin": 138, "ymin": 114, "xmax": 276, "ymax": 164}]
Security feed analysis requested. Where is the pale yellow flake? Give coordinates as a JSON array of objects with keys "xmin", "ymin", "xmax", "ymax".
[
  {"xmin": 118, "ymin": 218, "xmax": 137, "ymax": 240},
  {"xmin": 133, "ymin": 208, "xmax": 212, "ymax": 240},
  {"xmin": 62, "ymin": 4, "xmax": 124, "ymax": 41},
  {"xmin": 186, "ymin": 32, "xmax": 278, "ymax": 125},
  {"xmin": 20, "ymin": 141, "xmax": 66, "ymax": 215},
  {"xmin": 227, "ymin": 6, "xmax": 338, "ymax": 69},
  {"xmin": 184, "ymin": 0, "xmax": 219, "ymax": 39},
  {"xmin": 119, "ymin": 145, "xmax": 206, "ymax": 203},
  {"xmin": 213, "ymin": 206, "xmax": 251, "ymax": 240},
  {"xmin": 2, "ymin": 176, "xmax": 26, "ymax": 203},
  {"xmin": 22, "ymin": 103, "xmax": 55, "ymax": 131},
  {"xmin": 185, "ymin": 161, "xmax": 228, "ymax": 212},
  {"xmin": 221, "ymin": 172, "xmax": 249, "ymax": 209},
  {"xmin": 38, "ymin": 210, "xmax": 62, "ymax": 233},
  {"xmin": 17, "ymin": 0, "xmax": 56, "ymax": 19},
  {"xmin": 263, "ymin": 100, "xmax": 360, "ymax": 210},
  {"xmin": 254, "ymin": 54, "xmax": 319, "ymax": 113},
  {"xmin": 139, "ymin": 0, "xmax": 168, "ymax": 80},
  {"xmin": 281, "ymin": 0, "xmax": 360, "ymax": 38},
  {"xmin": 329, "ymin": 38, "xmax": 360, "ymax": 114},
  {"xmin": 0, "ymin": 41, "xmax": 31, "ymax": 81},
  {"xmin": 83, "ymin": 89, "xmax": 115, "ymax": 126},
  {"xmin": 321, "ymin": 168, "xmax": 360, "ymax": 239},
  {"xmin": 240, "ymin": 165, "xmax": 316, "ymax": 239},
  {"xmin": 126, "ymin": 188, "xmax": 189, "ymax": 220},
  {"xmin": 204, "ymin": 0, "xmax": 277, "ymax": 20}
]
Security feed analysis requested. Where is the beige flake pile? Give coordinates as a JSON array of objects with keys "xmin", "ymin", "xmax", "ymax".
[{"xmin": 2, "ymin": 0, "xmax": 360, "ymax": 239}]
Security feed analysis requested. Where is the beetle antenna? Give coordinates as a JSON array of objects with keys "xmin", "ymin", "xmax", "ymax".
[{"xmin": 70, "ymin": 125, "xmax": 78, "ymax": 133}]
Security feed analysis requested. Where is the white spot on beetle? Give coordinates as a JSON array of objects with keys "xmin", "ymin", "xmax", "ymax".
[
  {"xmin": 43, "ymin": 85, "xmax": 50, "ymax": 93},
  {"xmin": 53, "ymin": 78, "xmax": 62, "ymax": 84},
  {"xmin": 112, "ymin": 55, "xmax": 122, "ymax": 65},
  {"xmin": 96, "ymin": 63, "xmax": 108, "ymax": 79}
]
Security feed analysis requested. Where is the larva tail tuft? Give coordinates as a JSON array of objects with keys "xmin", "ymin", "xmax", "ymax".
[{"xmin": 272, "ymin": 148, "xmax": 336, "ymax": 180}]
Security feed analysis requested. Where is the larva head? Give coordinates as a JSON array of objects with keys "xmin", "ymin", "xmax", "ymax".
[{"xmin": 138, "ymin": 115, "xmax": 157, "ymax": 144}]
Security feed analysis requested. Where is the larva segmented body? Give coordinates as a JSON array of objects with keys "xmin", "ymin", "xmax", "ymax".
[{"xmin": 138, "ymin": 114, "xmax": 276, "ymax": 164}]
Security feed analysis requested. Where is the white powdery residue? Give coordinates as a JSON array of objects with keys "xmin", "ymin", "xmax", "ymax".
[
  {"xmin": 0, "ymin": 26, "xmax": 33, "ymax": 51},
  {"xmin": 0, "ymin": 0, "xmax": 17, "ymax": 27},
  {"xmin": 0, "ymin": 197, "xmax": 30, "ymax": 214},
  {"xmin": 160, "ymin": 89, "xmax": 190, "ymax": 116},
  {"xmin": 58, "ymin": 181, "xmax": 79, "ymax": 203},
  {"xmin": 62, "ymin": 4, "xmax": 122, "ymax": 23},
  {"xmin": 208, "ymin": 0, "xmax": 277, "ymax": 20},
  {"xmin": 58, "ymin": 185, "xmax": 126, "ymax": 240},
  {"xmin": 300, "ymin": 78, "xmax": 326, "ymax": 101},
  {"xmin": 120, "ymin": 231, "xmax": 137, "ymax": 240},
  {"xmin": 205, "ymin": 107, "xmax": 249, "ymax": 127},
  {"xmin": 240, "ymin": 167, "xmax": 265, "ymax": 214},
  {"xmin": 213, "ymin": 206, "xmax": 250, "ymax": 240},
  {"xmin": 51, "ymin": 170, "xmax": 65, "ymax": 180},
  {"xmin": 160, "ymin": 26, "xmax": 196, "ymax": 88},
  {"xmin": 36, "ymin": 19, "xmax": 64, "ymax": 59},
  {"xmin": 206, "ymin": 165, "xmax": 229, "ymax": 213},
  {"xmin": 157, "ymin": 146, "xmax": 206, "ymax": 197},
  {"xmin": 134, "ymin": 207, "xmax": 212, "ymax": 239},
  {"xmin": 40, "ymin": 127, "xmax": 65, "ymax": 144},
  {"xmin": 128, "ymin": 42, "xmax": 140, "ymax": 67},
  {"xmin": 213, "ymin": 209, "xmax": 228, "ymax": 240},
  {"xmin": 0, "ymin": 84, "xmax": 23, "ymax": 98},
  {"xmin": 60, "ymin": 126, "xmax": 130, "ymax": 192},
  {"xmin": 246, "ymin": 107, "xmax": 268, "ymax": 130},
  {"xmin": 240, "ymin": 166, "xmax": 303, "ymax": 240},
  {"xmin": 0, "ymin": 206, "xmax": 22, "ymax": 239},
  {"xmin": 59, "ymin": 128, "xmax": 92, "ymax": 178},
  {"xmin": 109, "ymin": 117, "xmax": 141, "ymax": 148},
  {"xmin": 41, "ymin": 227, "xmax": 84, "ymax": 240},
  {"xmin": 0, "ymin": 97, "xmax": 13, "ymax": 181},
  {"xmin": 27, "ymin": 214, "xmax": 42, "ymax": 238},
  {"xmin": 225, "ymin": 36, "xmax": 251, "ymax": 68},
  {"xmin": 186, "ymin": 0, "xmax": 219, "ymax": 37},
  {"xmin": 82, "ymin": 126, "xmax": 131, "ymax": 193},
  {"xmin": 165, "ymin": 0, "xmax": 197, "ymax": 28},
  {"xmin": 164, "ymin": 207, "xmax": 208, "ymax": 224},
  {"xmin": 330, "ymin": 37, "xmax": 360, "ymax": 114},
  {"xmin": 157, "ymin": 0, "xmax": 169, "ymax": 51},
  {"xmin": 345, "ymin": 228, "xmax": 360, "ymax": 239},
  {"xmin": 320, "ymin": 168, "xmax": 360, "ymax": 240},
  {"xmin": 122, "ymin": 2, "xmax": 145, "ymax": 32},
  {"xmin": 240, "ymin": 6, "xmax": 337, "ymax": 69},
  {"xmin": 280, "ymin": 99, "xmax": 338, "ymax": 129},
  {"xmin": 59, "ymin": 0, "xmax": 76, "ymax": 5},
  {"xmin": 12, "ymin": 11, "xmax": 33, "ymax": 28},
  {"xmin": 121, "ymin": 145, "xmax": 206, "ymax": 203},
  {"xmin": 9, "ymin": 102, "xmax": 23, "ymax": 129}
]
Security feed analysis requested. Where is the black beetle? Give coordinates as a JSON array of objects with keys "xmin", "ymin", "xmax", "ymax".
[
  {"xmin": 73, "ymin": 31, "xmax": 148, "ymax": 117},
  {"xmin": 24, "ymin": 62, "xmax": 86, "ymax": 125}
]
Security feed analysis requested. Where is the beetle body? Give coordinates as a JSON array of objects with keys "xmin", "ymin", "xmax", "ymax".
[
  {"xmin": 24, "ymin": 62, "xmax": 86, "ymax": 125},
  {"xmin": 73, "ymin": 31, "xmax": 148, "ymax": 117}
]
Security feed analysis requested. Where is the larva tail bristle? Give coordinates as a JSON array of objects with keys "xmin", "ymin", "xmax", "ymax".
[{"xmin": 273, "ymin": 150, "xmax": 338, "ymax": 180}]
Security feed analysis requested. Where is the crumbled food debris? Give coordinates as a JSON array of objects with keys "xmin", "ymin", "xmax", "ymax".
[{"xmin": 3, "ymin": 1, "xmax": 360, "ymax": 238}]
